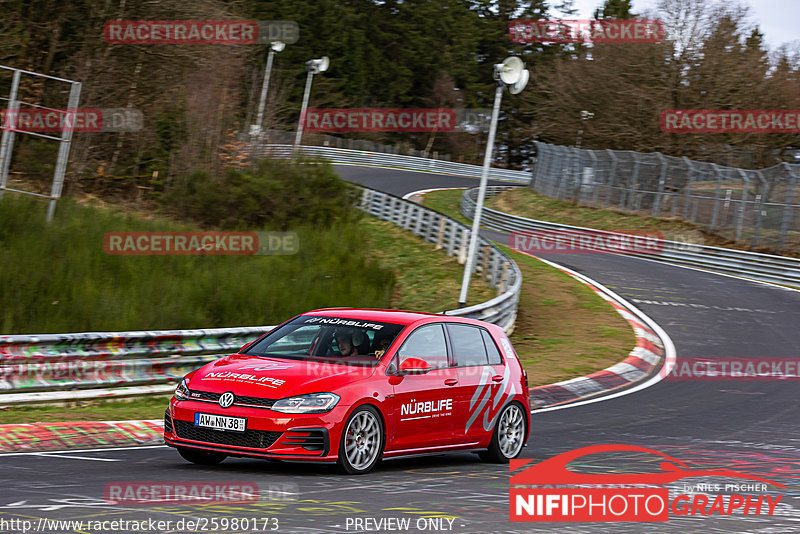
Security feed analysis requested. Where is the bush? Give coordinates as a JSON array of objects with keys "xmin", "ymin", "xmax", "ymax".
[
  {"xmin": 162, "ymin": 157, "xmax": 362, "ymax": 230},
  {"xmin": 0, "ymin": 194, "xmax": 394, "ymax": 334}
]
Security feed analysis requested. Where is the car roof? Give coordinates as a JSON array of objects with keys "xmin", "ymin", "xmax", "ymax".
[{"xmin": 303, "ymin": 307, "xmax": 449, "ymax": 326}]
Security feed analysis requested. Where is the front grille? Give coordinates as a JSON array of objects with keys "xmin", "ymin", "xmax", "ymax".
[
  {"xmin": 189, "ymin": 390, "xmax": 220, "ymax": 401},
  {"xmin": 164, "ymin": 410, "xmax": 173, "ymax": 433},
  {"xmin": 174, "ymin": 419, "xmax": 281, "ymax": 449},
  {"xmin": 233, "ymin": 395, "xmax": 276, "ymax": 408},
  {"xmin": 186, "ymin": 388, "xmax": 276, "ymax": 408}
]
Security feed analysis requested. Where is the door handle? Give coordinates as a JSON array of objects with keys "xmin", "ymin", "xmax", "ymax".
[
  {"xmin": 492, "ymin": 375, "xmax": 504, "ymax": 383},
  {"xmin": 444, "ymin": 378, "xmax": 459, "ymax": 386}
]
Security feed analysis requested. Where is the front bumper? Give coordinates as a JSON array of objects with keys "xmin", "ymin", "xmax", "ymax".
[{"xmin": 165, "ymin": 399, "xmax": 341, "ymax": 461}]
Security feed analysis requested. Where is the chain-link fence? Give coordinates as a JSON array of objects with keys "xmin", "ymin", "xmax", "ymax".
[{"xmin": 531, "ymin": 141, "xmax": 800, "ymax": 253}]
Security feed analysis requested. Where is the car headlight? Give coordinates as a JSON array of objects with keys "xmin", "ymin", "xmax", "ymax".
[
  {"xmin": 271, "ymin": 393, "xmax": 340, "ymax": 414},
  {"xmin": 174, "ymin": 378, "xmax": 190, "ymax": 401}
]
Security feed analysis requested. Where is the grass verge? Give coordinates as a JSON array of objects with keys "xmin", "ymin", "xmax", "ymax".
[
  {"xmin": 1, "ymin": 198, "xmax": 494, "ymax": 423},
  {"xmin": 362, "ymin": 218, "xmax": 493, "ymax": 311},
  {"xmin": 421, "ymin": 190, "xmax": 637, "ymax": 386},
  {"xmin": 0, "ymin": 395, "xmax": 174, "ymax": 424}
]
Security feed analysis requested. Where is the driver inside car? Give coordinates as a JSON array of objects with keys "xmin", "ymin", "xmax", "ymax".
[{"xmin": 335, "ymin": 329, "xmax": 368, "ymax": 356}]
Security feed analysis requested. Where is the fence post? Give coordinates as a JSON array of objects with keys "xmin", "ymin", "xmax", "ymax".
[
  {"xmin": 653, "ymin": 153, "xmax": 668, "ymax": 217},
  {"xmin": 0, "ymin": 69, "xmax": 21, "ymax": 202},
  {"xmin": 779, "ymin": 163, "xmax": 797, "ymax": 252},
  {"xmin": 709, "ymin": 164, "xmax": 723, "ymax": 230},
  {"xmin": 605, "ymin": 149, "xmax": 617, "ymax": 208},
  {"xmin": 682, "ymin": 157, "xmax": 693, "ymax": 220},
  {"xmin": 750, "ymin": 171, "xmax": 768, "ymax": 248},
  {"xmin": 736, "ymin": 169, "xmax": 750, "ymax": 242}
]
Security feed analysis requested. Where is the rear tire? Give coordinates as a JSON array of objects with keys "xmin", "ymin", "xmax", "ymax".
[
  {"xmin": 177, "ymin": 446, "xmax": 227, "ymax": 465},
  {"xmin": 337, "ymin": 405, "xmax": 385, "ymax": 475},
  {"xmin": 480, "ymin": 402, "xmax": 526, "ymax": 463}
]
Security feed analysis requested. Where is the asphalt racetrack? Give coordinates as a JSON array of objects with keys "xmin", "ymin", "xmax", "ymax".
[{"xmin": 1, "ymin": 166, "xmax": 798, "ymax": 533}]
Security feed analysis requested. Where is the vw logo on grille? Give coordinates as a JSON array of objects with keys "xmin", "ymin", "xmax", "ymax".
[{"xmin": 218, "ymin": 392, "xmax": 235, "ymax": 408}]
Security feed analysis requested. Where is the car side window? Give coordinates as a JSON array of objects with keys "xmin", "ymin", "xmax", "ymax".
[
  {"xmin": 482, "ymin": 329, "xmax": 504, "ymax": 365},
  {"xmin": 446, "ymin": 324, "xmax": 488, "ymax": 367},
  {"xmin": 396, "ymin": 324, "xmax": 449, "ymax": 369}
]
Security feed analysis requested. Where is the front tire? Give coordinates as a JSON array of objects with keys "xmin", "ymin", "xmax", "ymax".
[
  {"xmin": 337, "ymin": 405, "xmax": 384, "ymax": 474},
  {"xmin": 177, "ymin": 446, "xmax": 227, "ymax": 465},
  {"xmin": 480, "ymin": 402, "xmax": 526, "ymax": 463}
]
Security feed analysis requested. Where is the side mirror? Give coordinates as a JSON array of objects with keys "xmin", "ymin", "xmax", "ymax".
[{"xmin": 398, "ymin": 357, "xmax": 432, "ymax": 375}]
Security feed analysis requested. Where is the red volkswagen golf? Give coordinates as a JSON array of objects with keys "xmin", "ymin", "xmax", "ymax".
[{"xmin": 164, "ymin": 308, "xmax": 530, "ymax": 474}]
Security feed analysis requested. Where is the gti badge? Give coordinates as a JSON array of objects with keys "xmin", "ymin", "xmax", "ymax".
[{"xmin": 218, "ymin": 392, "xmax": 235, "ymax": 408}]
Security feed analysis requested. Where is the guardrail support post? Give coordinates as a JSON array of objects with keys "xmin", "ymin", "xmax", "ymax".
[
  {"xmin": 482, "ymin": 244, "xmax": 491, "ymax": 280},
  {"xmin": 434, "ymin": 218, "xmax": 447, "ymax": 250}
]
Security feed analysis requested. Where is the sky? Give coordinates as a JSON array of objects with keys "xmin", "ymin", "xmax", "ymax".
[{"xmin": 567, "ymin": 0, "xmax": 800, "ymax": 51}]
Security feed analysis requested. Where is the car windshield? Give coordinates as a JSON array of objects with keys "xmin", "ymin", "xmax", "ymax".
[{"xmin": 243, "ymin": 315, "xmax": 406, "ymax": 366}]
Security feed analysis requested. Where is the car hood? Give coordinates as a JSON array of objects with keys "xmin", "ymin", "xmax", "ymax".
[{"xmin": 187, "ymin": 353, "xmax": 376, "ymax": 398}]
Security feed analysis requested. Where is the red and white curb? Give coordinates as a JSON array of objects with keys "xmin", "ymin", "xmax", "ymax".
[
  {"xmin": 528, "ymin": 256, "xmax": 676, "ymax": 412},
  {"xmin": 0, "ymin": 419, "xmax": 163, "ymax": 452}
]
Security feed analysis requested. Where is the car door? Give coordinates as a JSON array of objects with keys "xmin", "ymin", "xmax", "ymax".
[
  {"xmin": 445, "ymin": 324, "xmax": 507, "ymax": 443},
  {"xmin": 387, "ymin": 323, "xmax": 457, "ymax": 450}
]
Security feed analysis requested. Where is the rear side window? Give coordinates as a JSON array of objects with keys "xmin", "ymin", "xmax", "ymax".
[
  {"xmin": 446, "ymin": 324, "xmax": 488, "ymax": 367},
  {"xmin": 482, "ymin": 329, "xmax": 503, "ymax": 365}
]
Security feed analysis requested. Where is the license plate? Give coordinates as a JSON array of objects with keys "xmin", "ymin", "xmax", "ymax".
[{"xmin": 194, "ymin": 412, "xmax": 247, "ymax": 432}]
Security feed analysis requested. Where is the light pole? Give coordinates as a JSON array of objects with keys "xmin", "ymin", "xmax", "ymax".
[
  {"xmin": 293, "ymin": 56, "xmax": 329, "ymax": 155},
  {"xmin": 252, "ymin": 41, "xmax": 285, "ymax": 138},
  {"xmin": 458, "ymin": 57, "xmax": 529, "ymax": 308},
  {"xmin": 250, "ymin": 41, "xmax": 284, "ymax": 160},
  {"xmin": 575, "ymin": 110, "xmax": 594, "ymax": 149}
]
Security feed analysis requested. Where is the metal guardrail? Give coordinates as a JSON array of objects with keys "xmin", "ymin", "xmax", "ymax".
[
  {"xmin": 257, "ymin": 144, "xmax": 532, "ymax": 184},
  {"xmin": 0, "ymin": 186, "xmax": 522, "ymax": 396},
  {"xmin": 461, "ymin": 186, "xmax": 800, "ymax": 289},
  {"xmin": 360, "ymin": 187, "xmax": 522, "ymax": 330},
  {"xmin": 0, "ymin": 327, "xmax": 272, "ymax": 393}
]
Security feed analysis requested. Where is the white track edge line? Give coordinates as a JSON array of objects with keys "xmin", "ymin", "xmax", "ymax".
[
  {"xmin": 402, "ymin": 187, "xmax": 467, "ymax": 200},
  {"xmin": 526, "ymin": 255, "xmax": 677, "ymax": 413}
]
